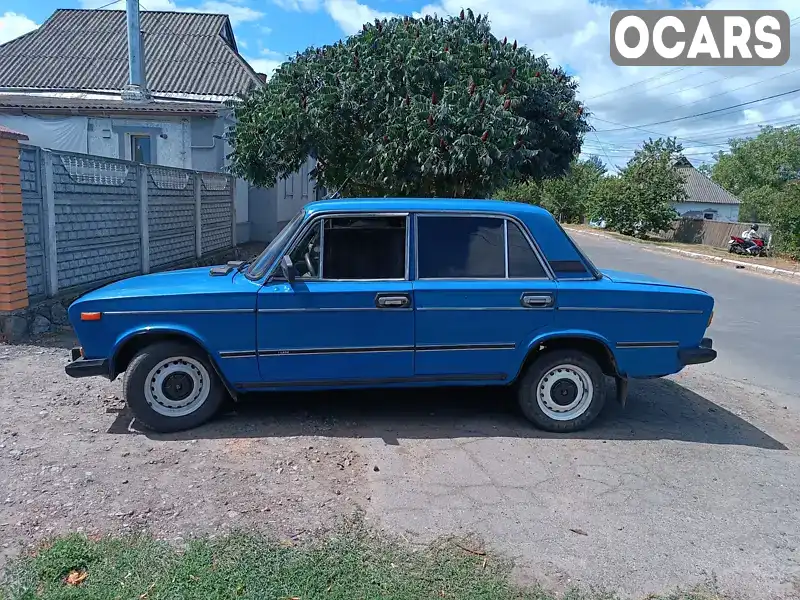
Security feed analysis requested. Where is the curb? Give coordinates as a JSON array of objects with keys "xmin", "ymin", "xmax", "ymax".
[{"xmin": 565, "ymin": 227, "xmax": 800, "ymax": 282}]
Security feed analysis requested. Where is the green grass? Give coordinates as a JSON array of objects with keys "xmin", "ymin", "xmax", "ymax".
[{"xmin": 0, "ymin": 522, "xmax": 728, "ymax": 600}]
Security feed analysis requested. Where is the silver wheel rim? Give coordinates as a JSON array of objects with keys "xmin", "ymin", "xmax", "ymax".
[
  {"xmin": 144, "ymin": 356, "xmax": 210, "ymax": 418},
  {"xmin": 536, "ymin": 363, "xmax": 594, "ymax": 421}
]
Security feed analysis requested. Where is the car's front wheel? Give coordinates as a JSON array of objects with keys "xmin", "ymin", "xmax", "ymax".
[
  {"xmin": 123, "ymin": 341, "xmax": 226, "ymax": 432},
  {"xmin": 518, "ymin": 349, "xmax": 606, "ymax": 433}
]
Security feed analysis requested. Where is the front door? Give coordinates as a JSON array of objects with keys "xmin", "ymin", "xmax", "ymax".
[
  {"xmin": 412, "ymin": 213, "xmax": 557, "ymax": 381},
  {"xmin": 256, "ymin": 213, "xmax": 414, "ymax": 385}
]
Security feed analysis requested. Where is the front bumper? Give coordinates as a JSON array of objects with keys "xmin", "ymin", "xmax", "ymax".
[
  {"xmin": 678, "ymin": 337, "xmax": 717, "ymax": 366},
  {"xmin": 65, "ymin": 347, "xmax": 111, "ymax": 379}
]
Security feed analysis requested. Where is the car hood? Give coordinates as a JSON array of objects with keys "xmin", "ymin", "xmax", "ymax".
[
  {"xmin": 77, "ymin": 266, "xmax": 236, "ymax": 301},
  {"xmin": 601, "ymin": 268, "xmax": 705, "ymax": 292}
]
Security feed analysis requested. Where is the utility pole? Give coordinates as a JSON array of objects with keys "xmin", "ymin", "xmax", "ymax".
[{"xmin": 121, "ymin": 0, "xmax": 151, "ymax": 102}]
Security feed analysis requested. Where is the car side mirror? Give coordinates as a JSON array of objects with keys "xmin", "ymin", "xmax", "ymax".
[{"xmin": 280, "ymin": 255, "xmax": 296, "ymax": 283}]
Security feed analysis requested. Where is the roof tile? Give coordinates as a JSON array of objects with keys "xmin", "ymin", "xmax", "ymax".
[{"xmin": 0, "ymin": 9, "xmax": 262, "ymax": 98}]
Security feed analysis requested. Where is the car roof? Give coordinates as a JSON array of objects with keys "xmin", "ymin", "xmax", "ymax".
[{"xmin": 304, "ymin": 198, "xmax": 552, "ymax": 218}]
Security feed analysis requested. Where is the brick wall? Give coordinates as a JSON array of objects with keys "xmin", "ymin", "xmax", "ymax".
[
  {"xmin": 0, "ymin": 128, "xmax": 29, "ymax": 312},
  {"xmin": 14, "ymin": 145, "xmax": 236, "ymax": 301}
]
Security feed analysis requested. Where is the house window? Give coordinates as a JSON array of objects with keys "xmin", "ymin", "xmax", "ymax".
[
  {"xmin": 284, "ymin": 174, "xmax": 294, "ymax": 197},
  {"xmin": 703, "ymin": 212, "xmax": 714, "ymax": 220},
  {"xmin": 130, "ymin": 135, "xmax": 152, "ymax": 163}
]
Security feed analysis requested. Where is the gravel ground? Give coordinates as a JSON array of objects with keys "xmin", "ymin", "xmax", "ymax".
[
  {"xmin": 0, "ymin": 334, "xmax": 370, "ymax": 565},
  {"xmin": 1, "ymin": 333, "xmax": 799, "ymax": 599}
]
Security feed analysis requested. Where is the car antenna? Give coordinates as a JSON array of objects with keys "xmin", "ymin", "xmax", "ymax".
[{"xmin": 320, "ymin": 144, "xmax": 374, "ymax": 200}]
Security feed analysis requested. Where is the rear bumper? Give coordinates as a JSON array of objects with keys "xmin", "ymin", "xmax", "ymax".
[
  {"xmin": 679, "ymin": 337, "xmax": 717, "ymax": 366},
  {"xmin": 65, "ymin": 347, "xmax": 111, "ymax": 379}
]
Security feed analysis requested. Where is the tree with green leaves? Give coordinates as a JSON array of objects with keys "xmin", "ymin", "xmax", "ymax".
[
  {"xmin": 227, "ymin": 10, "xmax": 590, "ymax": 198},
  {"xmin": 708, "ymin": 126, "xmax": 800, "ymax": 223},
  {"xmin": 495, "ymin": 157, "xmax": 606, "ymax": 222},
  {"xmin": 770, "ymin": 183, "xmax": 800, "ymax": 259},
  {"xmin": 585, "ymin": 137, "xmax": 683, "ymax": 237}
]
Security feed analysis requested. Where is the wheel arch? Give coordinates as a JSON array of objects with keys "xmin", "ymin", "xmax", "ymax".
[
  {"xmin": 111, "ymin": 326, "xmax": 225, "ymax": 385},
  {"xmin": 514, "ymin": 331, "xmax": 620, "ymax": 381}
]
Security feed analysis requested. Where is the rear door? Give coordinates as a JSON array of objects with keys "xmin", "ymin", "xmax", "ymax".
[{"xmin": 412, "ymin": 213, "xmax": 557, "ymax": 381}]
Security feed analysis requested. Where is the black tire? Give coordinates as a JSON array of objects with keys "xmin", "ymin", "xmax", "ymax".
[
  {"xmin": 122, "ymin": 341, "xmax": 226, "ymax": 433},
  {"xmin": 517, "ymin": 349, "xmax": 606, "ymax": 433}
]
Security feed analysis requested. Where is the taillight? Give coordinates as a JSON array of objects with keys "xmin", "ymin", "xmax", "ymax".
[{"xmin": 80, "ymin": 312, "xmax": 102, "ymax": 321}]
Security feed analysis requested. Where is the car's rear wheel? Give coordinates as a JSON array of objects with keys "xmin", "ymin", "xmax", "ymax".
[
  {"xmin": 123, "ymin": 341, "xmax": 226, "ymax": 432},
  {"xmin": 518, "ymin": 349, "xmax": 606, "ymax": 433}
]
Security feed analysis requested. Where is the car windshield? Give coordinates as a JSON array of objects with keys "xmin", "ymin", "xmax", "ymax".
[{"xmin": 246, "ymin": 210, "xmax": 305, "ymax": 279}]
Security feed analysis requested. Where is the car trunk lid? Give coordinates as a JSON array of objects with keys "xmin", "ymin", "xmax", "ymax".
[{"xmin": 601, "ymin": 268, "xmax": 706, "ymax": 292}]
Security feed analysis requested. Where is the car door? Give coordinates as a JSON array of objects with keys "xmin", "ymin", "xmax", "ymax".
[
  {"xmin": 412, "ymin": 213, "xmax": 556, "ymax": 381},
  {"xmin": 256, "ymin": 212, "xmax": 414, "ymax": 386}
]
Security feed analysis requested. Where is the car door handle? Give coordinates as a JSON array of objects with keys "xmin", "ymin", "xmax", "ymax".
[
  {"xmin": 520, "ymin": 293, "xmax": 553, "ymax": 308},
  {"xmin": 375, "ymin": 294, "xmax": 411, "ymax": 308}
]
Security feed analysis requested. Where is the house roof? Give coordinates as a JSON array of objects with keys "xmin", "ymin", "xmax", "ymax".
[
  {"xmin": 0, "ymin": 9, "xmax": 263, "ymax": 99},
  {"xmin": 0, "ymin": 93, "xmax": 221, "ymax": 116},
  {"xmin": 0, "ymin": 124, "xmax": 28, "ymax": 140},
  {"xmin": 674, "ymin": 156, "xmax": 741, "ymax": 206}
]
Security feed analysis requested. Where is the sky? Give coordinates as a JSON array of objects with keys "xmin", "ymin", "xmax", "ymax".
[{"xmin": 1, "ymin": 0, "xmax": 799, "ymax": 172}]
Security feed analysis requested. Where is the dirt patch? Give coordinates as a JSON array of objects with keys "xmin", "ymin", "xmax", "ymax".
[
  {"xmin": 0, "ymin": 334, "xmax": 367, "ymax": 565},
  {"xmin": 2, "ymin": 333, "xmax": 800, "ymax": 598}
]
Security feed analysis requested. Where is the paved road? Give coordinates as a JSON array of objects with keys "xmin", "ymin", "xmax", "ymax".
[{"xmin": 571, "ymin": 231, "xmax": 800, "ymax": 400}]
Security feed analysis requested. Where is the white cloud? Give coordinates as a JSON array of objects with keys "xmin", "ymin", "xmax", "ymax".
[
  {"xmin": 0, "ymin": 11, "xmax": 39, "ymax": 44},
  {"xmin": 259, "ymin": 47, "xmax": 284, "ymax": 59},
  {"xmin": 245, "ymin": 49, "xmax": 287, "ymax": 79},
  {"xmin": 324, "ymin": 0, "xmax": 398, "ymax": 35},
  {"xmin": 270, "ymin": 0, "xmax": 397, "ymax": 35},
  {"xmin": 271, "ymin": 0, "xmax": 321, "ymax": 11},
  {"xmin": 193, "ymin": 1, "xmax": 264, "ymax": 25},
  {"xmin": 79, "ymin": 0, "xmax": 264, "ymax": 25}
]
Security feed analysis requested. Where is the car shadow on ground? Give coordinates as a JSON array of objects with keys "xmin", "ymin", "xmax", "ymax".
[{"xmin": 108, "ymin": 377, "xmax": 788, "ymax": 450}]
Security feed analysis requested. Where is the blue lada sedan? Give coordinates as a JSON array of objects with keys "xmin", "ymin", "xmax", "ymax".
[{"xmin": 65, "ymin": 199, "xmax": 716, "ymax": 433}]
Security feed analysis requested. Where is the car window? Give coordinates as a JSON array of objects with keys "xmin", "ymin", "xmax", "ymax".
[
  {"xmin": 322, "ymin": 215, "xmax": 406, "ymax": 280},
  {"xmin": 417, "ymin": 216, "xmax": 505, "ymax": 278},
  {"xmin": 507, "ymin": 221, "xmax": 547, "ymax": 278},
  {"xmin": 288, "ymin": 220, "xmax": 321, "ymax": 279}
]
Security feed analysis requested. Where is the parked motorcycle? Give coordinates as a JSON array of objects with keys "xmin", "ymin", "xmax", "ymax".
[{"xmin": 728, "ymin": 235, "xmax": 769, "ymax": 257}]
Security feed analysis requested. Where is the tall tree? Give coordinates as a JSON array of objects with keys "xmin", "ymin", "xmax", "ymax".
[
  {"xmin": 495, "ymin": 157, "xmax": 605, "ymax": 222},
  {"xmin": 583, "ymin": 154, "xmax": 607, "ymax": 177},
  {"xmin": 585, "ymin": 137, "xmax": 683, "ymax": 237},
  {"xmin": 709, "ymin": 126, "xmax": 800, "ymax": 223},
  {"xmin": 227, "ymin": 11, "xmax": 590, "ymax": 198}
]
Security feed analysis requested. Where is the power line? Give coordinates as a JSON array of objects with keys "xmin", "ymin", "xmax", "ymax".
[
  {"xmin": 590, "ymin": 131, "xmax": 621, "ymax": 173},
  {"xmin": 583, "ymin": 67, "xmax": 686, "ymax": 101},
  {"xmin": 94, "ymin": 0, "xmax": 124, "ymax": 8},
  {"xmin": 655, "ymin": 67, "xmax": 800, "ymax": 117},
  {"xmin": 594, "ymin": 87, "xmax": 800, "ymax": 132},
  {"xmin": 582, "ymin": 16, "xmax": 800, "ymax": 105},
  {"xmin": 591, "ymin": 116, "xmax": 800, "ymax": 150},
  {"xmin": 590, "ymin": 116, "xmax": 733, "ymax": 149}
]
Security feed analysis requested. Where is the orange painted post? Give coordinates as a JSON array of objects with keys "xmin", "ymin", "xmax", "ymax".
[{"xmin": 0, "ymin": 125, "xmax": 29, "ymax": 313}]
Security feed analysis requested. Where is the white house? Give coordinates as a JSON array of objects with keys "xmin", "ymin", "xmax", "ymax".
[
  {"xmin": 0, "ymin": 8, "xmax": 315, "ymax": 243},
  {"xmin": 672, "ymin": 157, "xmax": 741, "ymax": 223}
]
